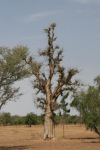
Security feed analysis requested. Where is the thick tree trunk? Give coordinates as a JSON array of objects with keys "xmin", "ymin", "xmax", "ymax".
[
  {"xmin": 44, "ymin": 81, "xmax": 55, "ymax": 140},
  {"xmin": 44, "ymin": 106, "xmax": 55, "ymax": 140}
]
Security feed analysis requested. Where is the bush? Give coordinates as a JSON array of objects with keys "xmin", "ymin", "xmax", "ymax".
[
  {"xmin": 9, "ymin": 116, "xmax": 25, "ymax": 126},
  {"xmin": 15, "ymin": 117, "xmax": 24, "ymax": 126},
  {"xmin": 74, "ymin": 121, "xmax": 76, "ymax": 124},
  {"xmin": 0, "ymin": 113, "xmax": 11, "ymax": 126},
  {"xmin": 36, "ymin": 114, "xmax": 45, "ymax": 125},
  {"xmin": 84, "ymin": 113, "xmax": 100, "ymax": 130},
  {"xmin": 24, "ymin": 113, "xmax": 37, "ymax": 127},
  {"xmin": 66, "ymin": 116, "xmax": 77, "ymax": 124},
  {"xmin": 66, "ymin": 118, "xmax": 73, "ymax": 124},
  {"xmin": 54, "ymin": 115, "xmax": 61, "ymax": 125}
]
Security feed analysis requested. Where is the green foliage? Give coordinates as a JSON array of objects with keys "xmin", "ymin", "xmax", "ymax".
[
  {"xmin": 60, "ymin": 92, "xmax": 70, "ymax": 125},
  {"xmin": 0, "ymin": 112, "xmax": 87, "ymax": 126},
  {"xmin": 24, "ymin": 113, "xmax": 37, "ymax": 127},
  {"xmin": 59, "ymin": 92, "xmax": 70, "ymax": 137},
  {"xmin": 84, "ymin": 113, "xmax": 100, "ymax": 130},
  {"xmin": 0, "ymin": 113, "xmax": 11, "ymax": 125},
  {"xmin": 0, "ymin": 45, "xmax": 32, "ymax": 110},
  {"xmin": 35, "ymin": 116, "xmax": 42, "ymax": 125},
  {"xmin": 21, "ymin": 117, "xmax": 26, "ymax": 125},
  {"xmin": 94, "ymin": 75, "xmax": 100, "ymax": 89},
  {"xmin": 40, "ymin": 114, "xmax": 45, "ymax": 125},
  {"xmin": 60, "ymin": 92, "xmax": 70, "ymax": 115},
  {"xmin": 12, "ymin": 117, "xmax": 25, "ymax": 125},
  {"xmin": 70, "ymin": 84, "xmax": 100, "ymax": 135},
  {"xmin": 60, "ymin": 92, "xmax": 70, "ymax": 117},
  {"xmin": 66, "ymin": 116, "xmax": 77, "ymax": 124},
  {"xmin": 54, "ymin": 115, "xmax": 61, "ymax": 125},
  {"xmin": 75, "ymin": 116, "xmax": 83, "ymax": 124},
  {"xmin": 58, "ymin": 111, "xmax": 61, "ymax": 117},
  {"xmin": 9, "ymin": 116, "xmax": 20, "ymax": 125},
  {"xmin": 35, "ymin": 114, "xmax": 45, "ymax": 125},
  {"xmin": 0, "ymin": 112, "xmax": 46, "ymax": 126}
]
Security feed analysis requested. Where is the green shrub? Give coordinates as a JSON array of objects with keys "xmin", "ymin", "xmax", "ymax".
[
  {"xmin": 36, "ymin": 114, "xmax": 45, "ymax": 125},
  {"xmin": 54, "ymin": 115, "xmax": 61, "ymax": 125},
  {"xmin": 24, "ymin": 113, "xmax": 37, "ymax": 127},
  {"xmin": 74, "ymin": 121, "xmax": 76, "ymax": 124},
  {"xmin": 9, "ymin": 116, "xmax": 25, "ymax": 125},
  {"xmin": 0, "ymin": 113, "xmax": 11, "ymax": 126}
]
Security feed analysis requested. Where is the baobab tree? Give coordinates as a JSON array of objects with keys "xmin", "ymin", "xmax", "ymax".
[{"xmin": 27, "ymin": 23, "xmax": 82, "ymax": 140}]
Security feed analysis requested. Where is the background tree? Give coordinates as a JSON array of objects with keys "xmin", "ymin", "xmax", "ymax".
[
  {"xmin": 0, "ymin": 45, "xmax": 39, "ymax": 110},
  {"xmin": 54, "ymin": 114, "xmax": 61, "ymax": 125},
  {"xmin": 70, "ymin": 82, "xmax": 100, "ymax": 136},
  {"xmin": 94, "ymin": 75, "xmax": 100, "ymax": 111},
  {"xmin": 25, "ymin": 112, "xmax": 37, "ymax": 127},
  {"xmin": 28, "ymin": 23, "xmax": 82, "ymax": 140},
  {"xmin": 11, "ymin": 116, "xmax": 24, "ymax": 126},
  {"xmin": 59, "ymin": 92, "xmax": 70, "ymax": 137},
  {"xmin": 0, "ymin": 112, "xmax": 11, "ymax": 126}
]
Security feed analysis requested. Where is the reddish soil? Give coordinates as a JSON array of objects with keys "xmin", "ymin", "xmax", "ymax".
[{"xmin": 0, "ymin": 124, "xmax": 100, "ymax": 150}]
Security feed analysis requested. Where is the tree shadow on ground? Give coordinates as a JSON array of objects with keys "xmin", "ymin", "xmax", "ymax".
[
  {"xmin": 69, "ymin": 137, "xmax": 97, "ymax": 140},
  {"xmin": 61, "ymin": 136, "xmax": 100, "ymax": 142},
  {"xmin": 69, "ymin": 137, "xmax": 100, "ymax": 143},
  {"xmin": 84, "ymin": 137, "xmax": 100, "ymax": 143},
  {"xmin": 84, "ymin": 141, "xmax": 100, "ymax": 143},
  {"xmin": 0, "ymin": 145, "xmax": 35, "ymax": 150}
]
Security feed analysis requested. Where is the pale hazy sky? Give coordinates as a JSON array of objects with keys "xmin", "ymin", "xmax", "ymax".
[{"xmin": 0, "ymin": 0, "xmax": 100, "ymax": 116}]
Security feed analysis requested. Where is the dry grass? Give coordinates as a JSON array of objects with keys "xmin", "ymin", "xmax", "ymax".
[{"xmin": 0, "ymin": 124, "xmax": 100, "ymax": 150}]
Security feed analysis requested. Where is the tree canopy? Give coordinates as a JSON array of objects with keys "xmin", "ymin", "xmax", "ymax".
[
  {"xmin": 70, "ymin": 78, "xmax": 100, "ymax": 136},
  {"xmin": 0, "ymin": 45, "xmax": 38, "ymax": 109}
]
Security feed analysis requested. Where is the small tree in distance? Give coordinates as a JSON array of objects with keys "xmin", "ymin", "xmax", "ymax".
[
  {"xmin": 25, "ymin": 23, "xmax": 83, "ymax": 140},
  {"xmin": 25, "ymin": 113, "xmax": 37, "ymax": 127},
  {"xmin": 0, "ymin": 112, "xmax": 11, "ymax": 126},
  {"xmin": 59, "ymin": 92, "xmax": 70, "ymax": 138}
]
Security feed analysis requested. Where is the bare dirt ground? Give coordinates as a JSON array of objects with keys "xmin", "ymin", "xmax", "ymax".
[{"xmin": 0, "ymin": 124, "xmax": 100, "ymax": 150}]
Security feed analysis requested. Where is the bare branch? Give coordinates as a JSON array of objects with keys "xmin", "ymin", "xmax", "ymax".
[
  {"xmin": 0, "ymin": 87, "xmax": 22, "ymax": 110},
  {"xmin": 37, "ymin": 97, "xmax": 46, "ymax": 104},
  {"xmin": 34, "ymin": 97, "xmax": 46, "ymax": 111},
  {"xmin": 51, "ymin": 101, "xmax": 61, "ymax": 111}
]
